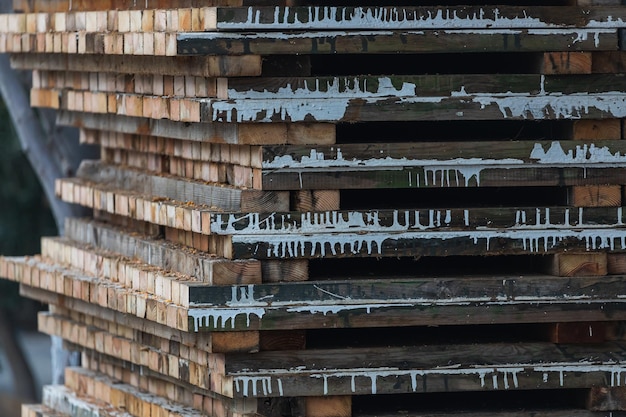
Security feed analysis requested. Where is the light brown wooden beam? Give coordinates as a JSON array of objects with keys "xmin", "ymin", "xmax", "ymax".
[
  {"xmin": 58, "ymin": 111, "xmax": 335, "ymax": 145},
  {"xmin": 11, "ymin": 53, "xmax": 262, "ymax": 77}
]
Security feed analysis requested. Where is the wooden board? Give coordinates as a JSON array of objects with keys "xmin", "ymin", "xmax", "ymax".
[
  {"xmin": 184, "ymin": 274, "xmax": 626, "ymax": 331},
  {"xmin": 215, "ymin": 6, "xmax": 626, "ymax": 31},
  {"xmin": 57, "ymin": 178, "xmax": 288, "ymax": 214},
  {"xmin": 225, "ymin": 74, "xmax": 626, "ymax": 98},
  {"xmin": 258, "ymin": 139, "xmax": 626, "ymax": 190},
  {"xmin": 62, "ymin": 217, "xmax": 263, "ymax": 283},
  {"xmin": 1, "ymin": 255, "xmax": 196, "ymax": 332},
  {"xmin": 223, "ymin": 342, "xmax": 626, "ymax": 398},
  {"xmin": 177, "ymin": 29, "xmax": 618, "ymax": 56},
  {"xmin": 56, "ymin": 111, "xmax": 334, "ymax": 145},
  {"xmin": 11, "ymin": 53, "xmax": 262, "ymax": 77},
  {"xmin": 200, "ymin": 93, "xmax": 626, "ymax": 123},
  {"xmin": 40, "ymin": 237, "xmax": 261, "ymax": 303},
  {"xmin": 228, "ymin": 225, "xmax": 626, "ymax": 259},
  {"xmin": 39, "ymin": 312, "xmax": 224, "ymax": 394}
]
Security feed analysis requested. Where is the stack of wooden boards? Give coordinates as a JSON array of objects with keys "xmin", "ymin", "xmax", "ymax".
[{"xmin": 2, "ymin": 0, "xmax": 626, "ymax": 415}]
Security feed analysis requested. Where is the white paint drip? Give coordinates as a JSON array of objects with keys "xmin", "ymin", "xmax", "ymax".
[
  {"xmin": 213, "ymin": 209, "xmax": 479, "ymax": 235},
  {"xmin": 229, "ymin": 76, "xmax": 416, "ymax": 99},
  {"xmin": 533, "ymin": 365, "xmax": 626, "ymax": 387},
  {"xmin": 232, "ymin": 360, "xmax": 625, "ymax": 397},
  {"xmin": 235, "ymin": 376, "xmax": 275, "ymax": 397},
  {"xmin": 307, "ymin": 366, "xmax": 523, "ymax": 396},
  {"xmin": 219, "ymin": 7, "xmax": 626, "ymax": 30},
  {"xmin": 263, "ymin": 141, "xmax": 626, "ymax": 189},
  {"xmin": 236, "ymin": 226, "xmax": 626, "ymax": 258},
  {"xmin": 188, "ymin": 306, "xmax": 266, "ymax": 330}
]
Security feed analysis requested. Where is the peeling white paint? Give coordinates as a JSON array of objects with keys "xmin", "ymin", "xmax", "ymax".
[
  {"xmin": 229, "ymin": 76, "xmax": 417, "ymax": 99},
  {"xmin": 210, "ymin": 95, "xmax": 444, "ymax": 123},
  {"xmin": 531, "ymin": 141, "xmax": 626, "ymax": 165},
  {"xmin": 218, "ymin": 7, "xmax": 626, "ymax": 30},
  {"xmin": 264, "ymin": 148, "xmax": 524, "ymax": 170},
  {"xmin": 472, "ymin": 93, "xmax": 626, "ymax": 120}
]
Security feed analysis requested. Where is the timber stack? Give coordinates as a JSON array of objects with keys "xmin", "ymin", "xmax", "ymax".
[{"xmin": 2, "ymin": 0, "xmax": 626, "ymax": 416}]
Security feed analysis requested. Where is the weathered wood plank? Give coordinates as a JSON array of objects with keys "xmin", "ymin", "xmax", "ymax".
[
  {"xmin": 63, "ymin": 217, "xmax": 260, "ymax": 284},
  {"xmin": 260, "ymin": 166, "xmax": 626, "ymax": 190},
  {"xmin": 225, "ymin": 74, "xmax": 626, "ymax": 98},
  {"xmin": 3, "ymin": 256, "xmax": 192, "ymax": 331},
  {"xmin": 223, "ymin": 342, "xmax": 626, "ymax": 397},
  {"xmin": 215, "ymin": 6, "xmax": 626, "ymax": 31},
  {"xmin": 63, "ymin": 368, "xmax": 209, "ymax": 417},
  {"xmin": 10, "ymin": 53, "xmax": 261, "ymax": 76},
  {"xmin": 229, "ymin": 224, "xmax": 626, "ymax": 259},
  {"xmin": 201, "ymin": 92, "xmax": 626, "ymax": 123},
  {"xmin": 39, "ymin": 312, "xmax": 223, "ymax": 394},
  {"xmin": 9, "ymin": 256, "xmax": 626, "ymax": 332},
  {"xmin": 73, "ymin": 161, "xmax": 289, "ymax": 212},
  {"xmin": 178, "ymin": 29, "xmax": 617, "ymax": 56},
  {"xmin": 256, "ymin": 138, "xmax": 626, "ymax": 189},
  {"xmin": 263, "ymin": 140, "xmax": 626, "ymax": 167},
  {"xmin": 41, "ymin": 73, "xmax": 626, "ymax": 100},
  {"xmin": 185, "ymin": 274, "xmax": 626, "ymax": 331},
  {"xmin": 358, "ymin": 410, "xmax": 626, "ymax": 417},
  {"xmin": 210, "ymin": 207, "xmax": 626, "ymax": 236},
  {"xmin": 185, "ymin": 275, "xmax": 626, "ymax": 307},
  {"xmin": 56, "ymin": 111, "xmax": 331, "ymax": 145}
]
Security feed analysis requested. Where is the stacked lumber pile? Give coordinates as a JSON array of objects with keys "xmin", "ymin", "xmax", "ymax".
[{"xmin": 2, "ymin": 0, "xmax": 626, "ymax": 415}]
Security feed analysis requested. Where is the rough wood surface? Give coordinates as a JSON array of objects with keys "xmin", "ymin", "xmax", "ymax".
[
  {"xmin": 306, "ymin": 396, "xmax": 351, "ymax": 417},
  {"xmin": 588, "ymin": 386, "xmax": 626, "ymax": 411},
  {"xmin": 11, "ymin": 53, "xmax": 262, "ymax": 77},
  {"xmin": 178, "ymin": 29, "xmax": 618, "ymax": 56},
  {"xmin": 545, "ymin": 253, "xmax": 608, "ymax": 277},
  {"xmin": 547, "ymin": 322, "xmax": 607, "ymax": 344},
  {"xmin": 224, "ymin": 342, "xmax": 626, "ymax": 398},
  {"xmin": 542, "ymin": 52, "xmax": 592, "ymax": 74}
]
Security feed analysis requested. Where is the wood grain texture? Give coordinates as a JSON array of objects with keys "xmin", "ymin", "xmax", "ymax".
[
  {"xmin": 569, "ymin": 185, "xmax": 622, "ymax": 207},
  {"xmin": 542, "ymin": 52, "xmax": 592, "ymax": 74},
  {"xmin": 546, "ymin": 253, "xmax": 608, "ymax": 277},
  {"xmin": 547, "ymin": 322, "xmax": 607, "ymax": 344},
  {"xmin": 306, "ymin": 396, "xmax": 351, "ymax": 417},
  {"xmin": 11, "ymin": 53, "xmax": 262, "ymax": 77}
]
